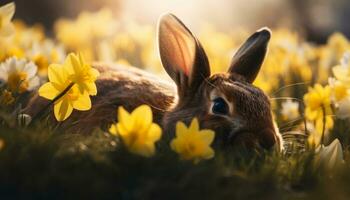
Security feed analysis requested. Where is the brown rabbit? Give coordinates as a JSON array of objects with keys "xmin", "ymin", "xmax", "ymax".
[{"xmin": 25, "ymin": 14, "xmax": 283, "ymax": 151}]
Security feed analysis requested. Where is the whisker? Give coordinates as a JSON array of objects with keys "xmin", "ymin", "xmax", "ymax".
[
  {"xmin": 280, "ymin": 114, "xmax": 337, "ymax": 132},
  {"xmin": 279, "ymin": 124, "xmax": 304, "ymax": 132},
  {"xmin": 272, "ymin": 81, "xmax": 310, "ymax": 96},
  {"xmin": 203, "ymin": 76, "xmax": 217, "ymax": 89},
  {"xmin": 270, "ymin": 97, "xmax": 304, "ymax": 104},
  {"xmin": 144, "ymin": 102, "xmax": 168, "ymax": 112},
  {"xmin": 279, "ymin": 116, "xmax": 305, "ymax": 128}
]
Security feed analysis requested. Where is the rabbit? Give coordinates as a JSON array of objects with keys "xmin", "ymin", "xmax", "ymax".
[{"xmin": 24, "ymin": 13, "xmax": 283, "ymax": 151}]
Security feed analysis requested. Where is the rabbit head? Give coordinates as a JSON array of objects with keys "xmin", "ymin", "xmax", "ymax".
[{"xmin": 158, "ymin": 14, "xmax": 282, "ymax": 151}]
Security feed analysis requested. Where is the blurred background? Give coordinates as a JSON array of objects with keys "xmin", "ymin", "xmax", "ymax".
[
  {"xmin": 3, "ymin": 0, "xmax": 350, "ymax": 43},
  {"xmin": 1, "ymin": 0, "xmax": 350, "ymax": 149}
]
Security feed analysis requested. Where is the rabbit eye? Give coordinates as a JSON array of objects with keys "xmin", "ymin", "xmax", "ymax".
[{"xmin": 212, "ymin": 97, "xmax": 229, "ymax": 115}]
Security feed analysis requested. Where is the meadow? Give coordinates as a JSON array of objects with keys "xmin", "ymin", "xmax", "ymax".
[{"xmin": 0, "ymin": 2, "xmax": 350, "ymax": 199}]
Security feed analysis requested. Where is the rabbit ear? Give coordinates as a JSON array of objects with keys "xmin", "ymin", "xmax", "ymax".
[
  {"xmin": 158, "ymin": 13, "xmax": 210, "ymax": 98},
  {"xmin": 228, "ymin": 28, "xmax": 271, "ymax": 83}
]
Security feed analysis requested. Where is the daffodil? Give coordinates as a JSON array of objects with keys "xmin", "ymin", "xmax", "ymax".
[
  {"xmin": 303, "ymin": 84, "xmax": 333, "ymax": 142},
  {"xmin": 280, "ymin": 99, "xmax": 299, "ymax": 120},
  {"xmin": 307, "ymin": 121, "xmax": 323, "ymax": 147},
  {"xmin": 55, "ymin": 8, "xmax": 117, "ymax": 61},
  {"xmin": 36, "ymin": 52, "xmax": 98, "ymax": 121},
  {"xmin": 328, "ymin": 77, "xmax": 348, "ymax": 102},
  {"xmin": 0, "ymin": 2, "xmax": 15, "ymax": 37},
  {"xmin": 170, "ymin": 118, "xmax": 215, "ymax": 163},
  {"xmin": 327, "ymin": 33, "xmax": 350, "ymax": 60},
  {"xmin": 38, "ymin": 64, "xmax": 91, "ymax": 121},
  {"xmin": 65, "ymin": 53, "xmax": 99, "ymax": 95},
  {"xmin": 0, "ymin": 57, "xmax": 40, "ymax": 93},
  {"xmin": 109, "ymin": 105, "xmax": 162, "ymax": 157}
]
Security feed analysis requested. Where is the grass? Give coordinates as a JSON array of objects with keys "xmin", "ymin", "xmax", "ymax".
[
  {"xmin": 1, "ymin": 3, "xmax": 349, "ymax": 199},
  {"xmin": 0, "ymin": 115, "xmax": 349, "ymax": 200}
]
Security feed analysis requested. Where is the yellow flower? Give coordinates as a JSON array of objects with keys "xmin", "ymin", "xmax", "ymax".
[
  {"xmin": 38, "ymin": 64, "xmax": 91, "ymax": 121},
  {"xmin": 303, "ymin": 84, "xmax": 333, "ymax": 137},
  {"xmin": 32, "ymin": 54, "xmax": 48, "ymax": 75},
  {"xmin": 327, "ymin": 33, "xmax": 350, "ymax": 60},
  {"xmin": 0, "ymin": 2, "xmax": 15, "ymax": 37},
  {"xmin": 109, "ymin": 105, "xmax": 162, "ymax": 157},
  {"xmin": 199, "ymin": 25, "xmax": 239, "ymax": 73},
  {"xmin": 65, "ymin": 53, "xmax": 99, "ymax": 95},
  {"xmin": 328, "ymin": 77, "xmax": 348, "ymax": 102},
  {"xmin": 307, "ymin": 121, "xmax": 322, "ymax": 147},
  {"xmin": 55, "ymin": 8, "xmax": 117, "ymax": 61},
  {"xmin": 253, "ymin": 76, "xmax": 273, "ymax": 93},
  {"xmin": 170, "ymin": 118, "xmax": 215, "ymax": 163},
  {"xmin": 0, "ymin": 45, "xmax": 25, "ymax": 62}
]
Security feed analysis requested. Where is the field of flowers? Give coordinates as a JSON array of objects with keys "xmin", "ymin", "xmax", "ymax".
[{"xmin": 1, "ymin": 2, "xmax": 350, "ymax": 199}]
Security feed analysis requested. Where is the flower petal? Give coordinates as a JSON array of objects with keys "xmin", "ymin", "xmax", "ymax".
[
  {"xmin": 0, "ymin": 64, "xmax": 8, "ymax": 81},
  {"xmin": 38, "ymin": 82, "xmax": 60, "ymax": 100},
  {"xmin": 73, "ymin": 92, "xmax": 91, "ymax": 111},
  {"xmin": 23, "ymin": 62, "xmax": 37, "ymax": 78},
  {"xmin": 0, "ymin": 2, "xmax": 15, "ymax": 23},
  {"xmin": 201, "ymin": 147, "xmax": 215, "ymax": 159},
  {"xmin": 189, "ymin": 118, "xmax": 199, "ymax": 133},
  {"xmin": 131, "ymin": 141, "xmax": 155, "ymax": 157},
  {"xmin": 67, "ymin": 53, "xmax": 81, "ymax": 74},
  {"xmin": 86, "ymin": 82, "xmax": 97, "ymax": 95},
  {"xmin": 117, "ymin": 106, "xmax": 134, "ymax": 132},
  {"xmin": 176, "ymin": 121, "xmax": 188, "ymax": 138},
  {"xmin": 170, "ymin": 137, "xmax": 184, "ymax": 153},
  {"xmin": 0, "ymin": 23, "xmax": 14, "ymax": 37},
  {"xmin": 109, "ymin": 124, "xmax": 118, "ymax": 135},
  {"xmin": 132, "ymin": 105, "xmax": 152, "ymax": 131},
  {"xmin": 199, "ymin": 130, "xmax": 215, "ymax": 145},
  {"xmin": 28, "ymin": 76, "xmax": 40, "ymax": 90},
  {"xmin": 116, "ymin": 123, "xmax": 129, "ymax": 137},
  {"xmin": 54, "ymin": 98, "xmax": 73, "ymax": 121},
  {"xmin": 91, "ymin": 68, "xmax": 100, "ymax": 79},
  {"xmin": 146, "ymin": 123, "xmax": 162, "ymax": 142},
  {"xmin": 48, "ymin": 64, "xmax": 66, "ymax": 85}
]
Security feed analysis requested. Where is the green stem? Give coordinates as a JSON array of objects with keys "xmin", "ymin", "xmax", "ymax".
[
  {"xmin": 320, "ymin": 105, "xmax": 326, "ymax": 145},
  {"xmin": 30, "ymin": 82, "xmax": 75, "ymax": 125}
]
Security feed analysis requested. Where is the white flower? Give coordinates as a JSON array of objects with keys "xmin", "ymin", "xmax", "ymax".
[
  {"xmin": 314, "ymin": 139, "xmax": 344, "ymax": 171},
  {"xmin": 0, "ymin": 57, "xmax": 40, "ymax": 93},
  {"xmin": 28, "ymin": 40, "xmax": 66, "ymax": 62},
  {"xmin": 280, "ymin": 99, "xmax": 299, "ymax": 120},
  {"xmin": 27, "ymin": 39, "xmax": 66, "ymax": 75},
  {"xmin": 340, "ymin": 52, "xmax": 350, "ymax": 66},
  {"xmin": 0, "ymin": 2, "xmax": 15, "ymax": 37},
  {"xmin": 335, "ymin": 98, "xmax": 350, "ymax": 119},
  {"xmin": 332, "ymin": 52, "xmax": 350, "ymax": 84}
]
